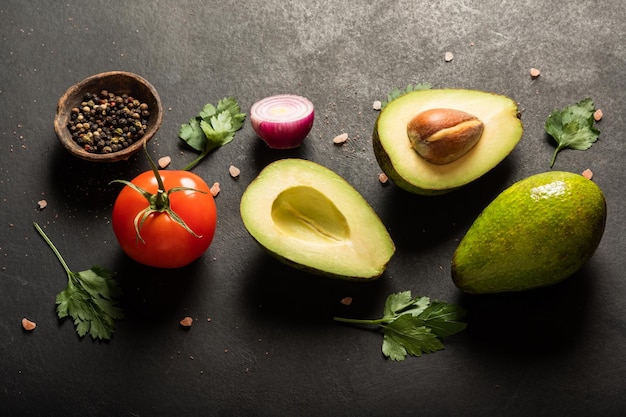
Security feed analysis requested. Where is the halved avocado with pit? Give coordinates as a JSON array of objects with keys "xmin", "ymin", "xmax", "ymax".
[
  {"xmin": 373, "ymin": 88, "xmax": 523, "ymax": 195},
  {"xmin": 240, "ymin": 159, "xmax": 395, "ymax": 280}
]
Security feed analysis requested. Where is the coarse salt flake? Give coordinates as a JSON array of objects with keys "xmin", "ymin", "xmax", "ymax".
[
  {"xmin": 444, "ymin": 52, "xmax": 454, "ymax": 62},
  {"xmin": 372, "ymin": 100, "xmax": 382, "ymax": 111},
  {"xmin": 37, "ymin": 200, "xmax": 47, "ymax": 210},
  {"xmin": 378, "ymin": 172, "xmax": 389, "ymax": 185},
  {"xmin": 582, "ymin": 168, "xmax": 593, "ymax": 180},
  {"xmin": 530, "ymin": 68, "xmax": 541, "ymax": 78}
]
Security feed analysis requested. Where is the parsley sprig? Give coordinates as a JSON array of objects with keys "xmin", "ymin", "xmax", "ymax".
[
  {"xmin": 334, "ymin": 291, "xmax": 466, "ymax": 361},
  {"xmin": 179, "ymin": 97, "xmax": 246, "ymax": 171},
  {"xmin": 34, "ymin": 222, "xmax": 123, "ymax": 340},
  {"xmin": 545, "ymin": 98, "xmax": 600, "ymax": 168}
]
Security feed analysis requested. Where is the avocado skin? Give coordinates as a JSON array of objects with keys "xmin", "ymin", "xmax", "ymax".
[
  {"xmin": 451, "ymin": 171, "xmax": 607, "ymax": 294},
  {"xmin": 251, "ymin": 241, "xmax": 392, "ymax": 281}
]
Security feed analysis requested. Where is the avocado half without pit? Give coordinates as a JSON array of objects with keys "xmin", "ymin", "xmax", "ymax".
[
  {"xmin": 373, "ymin": 88, "xmax": 523, "ymax": 194},
  {"xmin": 240, "ymin": 159, "xmax": 395, "ymax": 280}
]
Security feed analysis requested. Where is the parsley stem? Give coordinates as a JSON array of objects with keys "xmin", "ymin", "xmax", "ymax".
[
  {"xmin": 182, "ymin": 149, "xmax": 209, "ymax": 171},
  {"xmin": 333, "ymin": 317, "xmax": 390, "ymax": 325},
  {"xmin": 33, "ymin": 222, "xmax": 73, "ymax": 281},
  {"xmin": 550, "ymin": 147, "xmax": 560, "ymax": 168}
]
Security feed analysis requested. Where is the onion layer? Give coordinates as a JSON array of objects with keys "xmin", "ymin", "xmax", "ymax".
[{"xmin": 250, "ymin": 94, "xmax": 315, "ymax": 149}]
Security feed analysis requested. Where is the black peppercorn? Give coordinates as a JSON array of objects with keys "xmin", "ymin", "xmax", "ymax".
[{"xmin": 66, "ymin": 90, "xmax": 150, "ymax": 154}]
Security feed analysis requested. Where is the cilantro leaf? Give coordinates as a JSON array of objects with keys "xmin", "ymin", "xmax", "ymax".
[
  {"xmin": 545, "ymin": 98, "xmax": 600, "ymax": 167},
  {"xmin": 34, "ymin": 223, "xmax": 124, "ymax": 341},
  {"xmin": 381, "ymin": 83, "xmax": 432, "ymax": 109},
  {"xmin": 179, "ymin": 97, "xmax": 246, "ymax": 171},
  {"xmin": 334, "ymin": 291, "xmax": 467, "ymax": 361}
]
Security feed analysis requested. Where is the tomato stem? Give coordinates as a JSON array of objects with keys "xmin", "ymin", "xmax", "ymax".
[
  {"xmin": 143, "ymin": 142, "xmax": 165, "ymax": 193},
  {"xmin": 143, "ymin": 144, "xmax": 169, "ymax": 207}
]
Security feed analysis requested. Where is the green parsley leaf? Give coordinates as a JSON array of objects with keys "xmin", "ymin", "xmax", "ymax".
[
  {"xmin": 383, "ymin": 290, "xmax": 429, "ymax": 318},
  {"xmin": 198, "ymin": 103, "xmax": 218, "ymax": 120},
  {"xmin": 179, "ymin": 97, "xmax": 246, "ymax": 171},
  {"xmin": 178, "ymin": 118, "xmax": 205, "ymax": 152},
  {"xmin": 545, "ymin": 98, "xmax": 600, "ymax": 167},
  {"xmin": 334, "ymin": 291, "xmax": 466, "ymax": 361},
  {"xmin": 382, "ymin": 316, "xmax": 443, "ymax": 360},
  {"xmin": 381, "ymin": 83, "xmax": 432, "ymax": 109},
  {"xmin": 34, "ymin": 223, "xmax": 123, "ymax": 340},
  {"xmin": 418, "ymin": 301, "xmax": 468, "ymax": 338}
]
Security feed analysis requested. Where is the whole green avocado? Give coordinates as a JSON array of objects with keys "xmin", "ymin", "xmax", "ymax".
[{"xmin": 451, "ymin": 171, "xmax": 606, "ymax": 293}]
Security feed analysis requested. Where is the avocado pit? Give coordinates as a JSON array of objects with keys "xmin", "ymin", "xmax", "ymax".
[{"xmin": 407, "ymin": 108, "xmax": 484, "ymax": 165}]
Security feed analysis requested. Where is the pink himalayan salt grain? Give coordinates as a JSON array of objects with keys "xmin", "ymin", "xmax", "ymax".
[
  {"xmin": 158, "ymin": 156, "xmax": 171, "ymax": 168},
  {"xmin": 229, "ymin": 165, "xmax": 240, "ymax": 178},
  {"xmin": 333, "ymin": 133, "xmax": 348, "ymax": 144},
  {"xmin": 340, "ymin": 297, "xmax": 353, "ymax": 306},
  {"xmin": 179, "ymin": 316, "xmax": 193, "ymax": 327},
  {"xmin": 210, "ymin": 182, "xmax": 220, "ymax": 197},
  {"xmin": 22, "ymin": 318, "xmax": 36, "ymax": 331},
  {"xmin": 593, "ymin": 109, "xmax": 603, "ymax": 122}
]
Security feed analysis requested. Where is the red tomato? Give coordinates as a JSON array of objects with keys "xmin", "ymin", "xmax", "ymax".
[{"xmin": 112, "ymin": 170, "xmax": 217, "ymax": 268}]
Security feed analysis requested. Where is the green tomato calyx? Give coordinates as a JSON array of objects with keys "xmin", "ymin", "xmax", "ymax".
[{"xmin": 110, "ymin": 144, "xmax": 206, "ymax": 243}]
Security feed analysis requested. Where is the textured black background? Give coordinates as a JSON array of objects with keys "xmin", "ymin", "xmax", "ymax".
[{"xmin": 1, "ymin": 1, "xmax": 625, "ymax": 416}]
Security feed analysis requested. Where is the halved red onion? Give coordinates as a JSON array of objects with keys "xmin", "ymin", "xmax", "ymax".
[{"xmin": 250, "ymin": 94, "xmax": 315, "ymax": 149}]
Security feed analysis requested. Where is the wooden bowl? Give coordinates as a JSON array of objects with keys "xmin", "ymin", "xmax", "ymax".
[{"xmin": 54, "ymin": 71, "xmax": 163, "ymax": 162}]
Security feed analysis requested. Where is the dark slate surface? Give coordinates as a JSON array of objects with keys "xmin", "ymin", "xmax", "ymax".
[{"xmin": 1, "ymin": 1, "xmax": 625, "ymax": 416}]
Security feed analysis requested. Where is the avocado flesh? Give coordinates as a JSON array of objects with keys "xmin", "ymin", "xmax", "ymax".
[
  {"xmin": 240, "ymin": 158, "xmax": 395, "ymax": 280},
  {"xmin": 373, "ymin": 89, "xmax": 523, "ymax": 195},
  {"xmin": 451, "ymin": 171, "xmax": 606, "ymax": 293}
]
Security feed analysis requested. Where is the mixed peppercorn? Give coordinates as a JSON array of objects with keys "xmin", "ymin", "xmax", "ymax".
[{"xmin": 67, "ymin": 90, "xmax": 150, "ymax": 154}]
